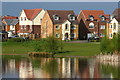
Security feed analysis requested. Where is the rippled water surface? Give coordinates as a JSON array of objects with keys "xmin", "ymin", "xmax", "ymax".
[{"xmin": 2, "ymin": 55, "xmax": 119, "ymax": 78}]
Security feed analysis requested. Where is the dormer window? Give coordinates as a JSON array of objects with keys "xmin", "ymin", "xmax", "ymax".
[
  {"xmin": 68, "ymin": 14, "xmax": 76, "ymax": 21},
  {"xmin": 89, "ymin": 15, "xmax": 94, "ymax": 21},
  {"xmin": 53, "ymin": 15, "xmax": 59, "ymax": 20},
  {"xmin": 100, "ymin": 15, "xmax": 105, "ymax": 21},
  {"xmin": 101, "ymin": 17, "xmax": 105, "ymax": 21}
]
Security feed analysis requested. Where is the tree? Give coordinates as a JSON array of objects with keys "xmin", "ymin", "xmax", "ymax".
[{"xmin": 44, "ymin": 36, "xmax": 61, "ymax": 55}]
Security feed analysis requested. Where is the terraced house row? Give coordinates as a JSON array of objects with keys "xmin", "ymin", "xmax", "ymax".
[{"xmin": 1, "ymin": 8, "xmax": 120, "ymax": 40}]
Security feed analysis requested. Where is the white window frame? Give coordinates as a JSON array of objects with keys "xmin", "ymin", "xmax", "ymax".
[
  {"xmin": 89, "ymin": 22, "xmax": 94, "ymax": 29},
  {"xmin": 53, "ymin": 15, "xmax": 59, "ymax": 20},
  {"xmin": 71, "ymin": 25, "xmax": 76, "ymax": 29},
  {"xmin": 109, "ymin": 25, "xmax": 112, "ymax": 29},
  {"xmin": 109, "ymin": 34, "xmax": 112, "ymax": 38},
  {"xmin": 56, "ymin": 25, "xmax": 60, "ymax": 30},
  {"xmin": 21, "ymin": 25, "xmax": 23, "ymax": 29},
  {"xmin": 56, "ymin": 33, "xmax": 60, "ymax": 38},
  {"xmin": 24, "ymin": 25, "xmax": 26, "ymax": 29},
  {"xmin": 90, "ymin": 17, "xmax": 94, "ymax": 21},
  {"xmin": 100, "ymin": 25, "xmax": 105, "ymax": 29},
  {"xmin": 113, "ymin": 23, "xmax": 116, "ymax": 30},
  {"xmin": 21, "ymin": 17, "xmax": 23, "ymax": 21},
  {"xmin": 71, "ymin": 33, "xmax": 76, "ymax": 38}
]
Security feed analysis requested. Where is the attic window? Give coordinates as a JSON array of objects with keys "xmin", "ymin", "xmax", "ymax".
[
  {"xmin": 53, "ymin": 15, "xmax": 59, "ymax": 20},
  {"xmin": 21, "ymin": 17, "xmax": 23, "ymax": 21},
  {"xmin": 68, "ymin": 14, "xmax": 76, "ymax": 21},
  {"xmin": 89, "ymin": 15, "xmax": 94, "ymax": 21},
  {"xmin": 100, "ymin": 15, "xmax": 105, "ymax": 21}
]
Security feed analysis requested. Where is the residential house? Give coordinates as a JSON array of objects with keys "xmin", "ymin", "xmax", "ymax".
[
  {"xmin": 0, "ymin": 30, "xmax": 8, "ymax": 41},
  {"xmin": 18, "ymin": 8, "xmax": 45, "ymax": 39},
  {"xmin": 108, "ymin": 8, "xmax": 120, "ymax": 39},
  {"xmin": 41, "ymin": 10, "xmax": 78, "ymax": 40},
  {"xmin": 77, "ymin": 10, "xmax": 110, "ymax": 40},
  {"xmin": 2, "ymin": 16, "xmax": 19, "ymax": 38}
]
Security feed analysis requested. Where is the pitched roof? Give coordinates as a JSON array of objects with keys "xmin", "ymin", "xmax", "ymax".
[
  {"xmin": 81, "ymin": 10, "xmax": 110, "ymax": 21},
  {"xmin": 24, "ymin": 8, "xmax": 42, "ymax": 20},
  {"xmin": 2, "ymin": 16, "xmax": 18, "ymax": 19},
  {"xmin": 47, "ymin": 10, "xmax": 78, "ymax": 24},
  {"xmin": 4, "ymin": 19, "xmax": 18, "ymax": 25},
  {"xmin": 112, "ymin": 8, "xmax": 120, "ymax": 22}
]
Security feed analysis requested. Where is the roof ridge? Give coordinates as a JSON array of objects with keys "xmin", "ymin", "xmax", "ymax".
[{"xmin": 24, "ymin": 8, "xmax": 42, "ymax": 10}]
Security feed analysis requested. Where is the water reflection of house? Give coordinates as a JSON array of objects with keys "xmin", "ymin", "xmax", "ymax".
[
  {"xmin": 2, "ymin": 59, "xmax": 19, "ymax": 78},
  {"xmin": 19, "ymin": 59, "xmax": 34, "ymax": 78}
]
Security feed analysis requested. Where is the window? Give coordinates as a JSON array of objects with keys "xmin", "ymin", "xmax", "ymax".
[
  {"xmin": 24, "ymin": 17, "xmax": 26, "ymax": 21},
  {"xmin": 24, "ymin": 25, "xmax": 26, "ymax": 29},
  {"xmin": 21, "ymin": 25, "xmax": 23, "ymax": 29},
  {"xmin": 65, "ymin": 24, "xmax": 68, "ymax": 30},
  {"xmin": 109, "ymin": 25, "xmax": 112, "ymax": 29},
  {"xmin": 100, "ymin": 33, "xmax": 105, "ymax": 37},
  {"xmin": 89, "ymin": 15, "xmax": 94, "ymax": 21},
  {"xmin": 69, "ymin": 15, "xmax": 75, "ymax": 21},
  {"xmin": 56, "ymin": 33, "xmax": 60, "ymax": 38},
  {"xmin": 109, "ymin": 34, "xmax": 112, "ymax": 38},
  {"xmin": 100, "ymin": 15, "xmax": 105, "ymax": 21},
  {"xmin": 100, "ymin": 25, "xmax": 105, "ymax": 29},
  {"xmin": 53, "ymin": 15, "xmax": 59, "ymax": 20},
  {"xmin": 71, "ymin": 33, "xmax": 76, "ymax": 38},
  {"xmin": 12, "ymin": 26, "xmax": 14, "ymax": 29},
  {"xmin": 40, "ymin": 19, "xmax": 42, "ymax": 24},
  {"xmin": 101, "ymin": 17, "xmax": 105, "ymax": 21},
  {"xmin": 21, "ymin": 17, "xmax": 23, "ymax": 21},
  {"xmin": 71, "ymin": 25, "xmax": 76, "ymax": 29},
  {"xmin": 89, "ymin": 22, "xmax": 94, "ymax": 29},
  {"xmin": 113, "ymin": 23, "xmax": 116, "ymax": 30},
  {"xmin": 56, "ymin": 25, "xmax": 60, "ymax": 30}
]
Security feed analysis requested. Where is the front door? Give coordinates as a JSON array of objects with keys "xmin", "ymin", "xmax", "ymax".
[{"xmin": 65, "ymin": 33, "xmax": 69, "ymax": 40}]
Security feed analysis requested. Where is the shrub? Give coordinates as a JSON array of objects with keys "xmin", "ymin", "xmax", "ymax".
[
  {"xmin": 44, "ymin": 36, "xmax": 61, "ymax": 54},
  {"xmin": 32, "ymin": 36, "xmax": 63, "ymax": 54},
  {"xmin": 8, "ymin": 38, "xmax": 25, "ymax": 42},
  {"xmin": 100, "ymin": 32, "xmax": 120, "ymax": 54}
]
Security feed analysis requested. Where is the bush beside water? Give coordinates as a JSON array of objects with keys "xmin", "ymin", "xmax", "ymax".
[{"xmin": 100, "ymin": 33, "xmax": 120, "ymax": 54}]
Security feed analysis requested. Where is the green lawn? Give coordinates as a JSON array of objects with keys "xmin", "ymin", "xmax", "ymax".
[
  {"xmin": 1, "ymin": 41, "xmax": 100, "ymax": 56},
  {"xmin": 56, "ymin": 42, "xmax": 100, "ymax": 56}
]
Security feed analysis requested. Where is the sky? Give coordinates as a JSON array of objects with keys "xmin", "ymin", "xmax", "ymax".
[{"xmin": 2, "ymin": 2, "xmax": 118, "ymax": 16}]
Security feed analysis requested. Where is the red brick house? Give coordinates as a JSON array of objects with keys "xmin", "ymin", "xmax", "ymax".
[
  {"xmin": 77, "ymin": 10, "xmax": 110, "ymax": 40},
  {"xmin": 18, "ymin": 8, "xmax": 45, "ymax": 39}
]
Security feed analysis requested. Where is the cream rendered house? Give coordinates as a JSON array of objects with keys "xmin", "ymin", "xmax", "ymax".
[
  {"xmin": 108, "ymin": 8, "xmax": 120, "ymax": 39},
  {"xmin": 18, "ymin": 8, "xmax": 45, "ymax": 39},
  {"xmin": 108, "ymin": 17, "xmax": 119, "ymax": 39}
]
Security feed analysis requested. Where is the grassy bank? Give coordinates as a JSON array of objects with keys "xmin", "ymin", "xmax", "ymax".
[
  {"xmin": 1, "ymin": 41, "xmax": 100, "ymax": 56},
  {"xmin": 56, "ymin": 42, "xmax": 100, "ymax": 56}
]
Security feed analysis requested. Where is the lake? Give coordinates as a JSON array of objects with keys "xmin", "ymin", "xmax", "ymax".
[{"xmin": 2, "ymin": 55, "xmax": 119, "ymax": 79}]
